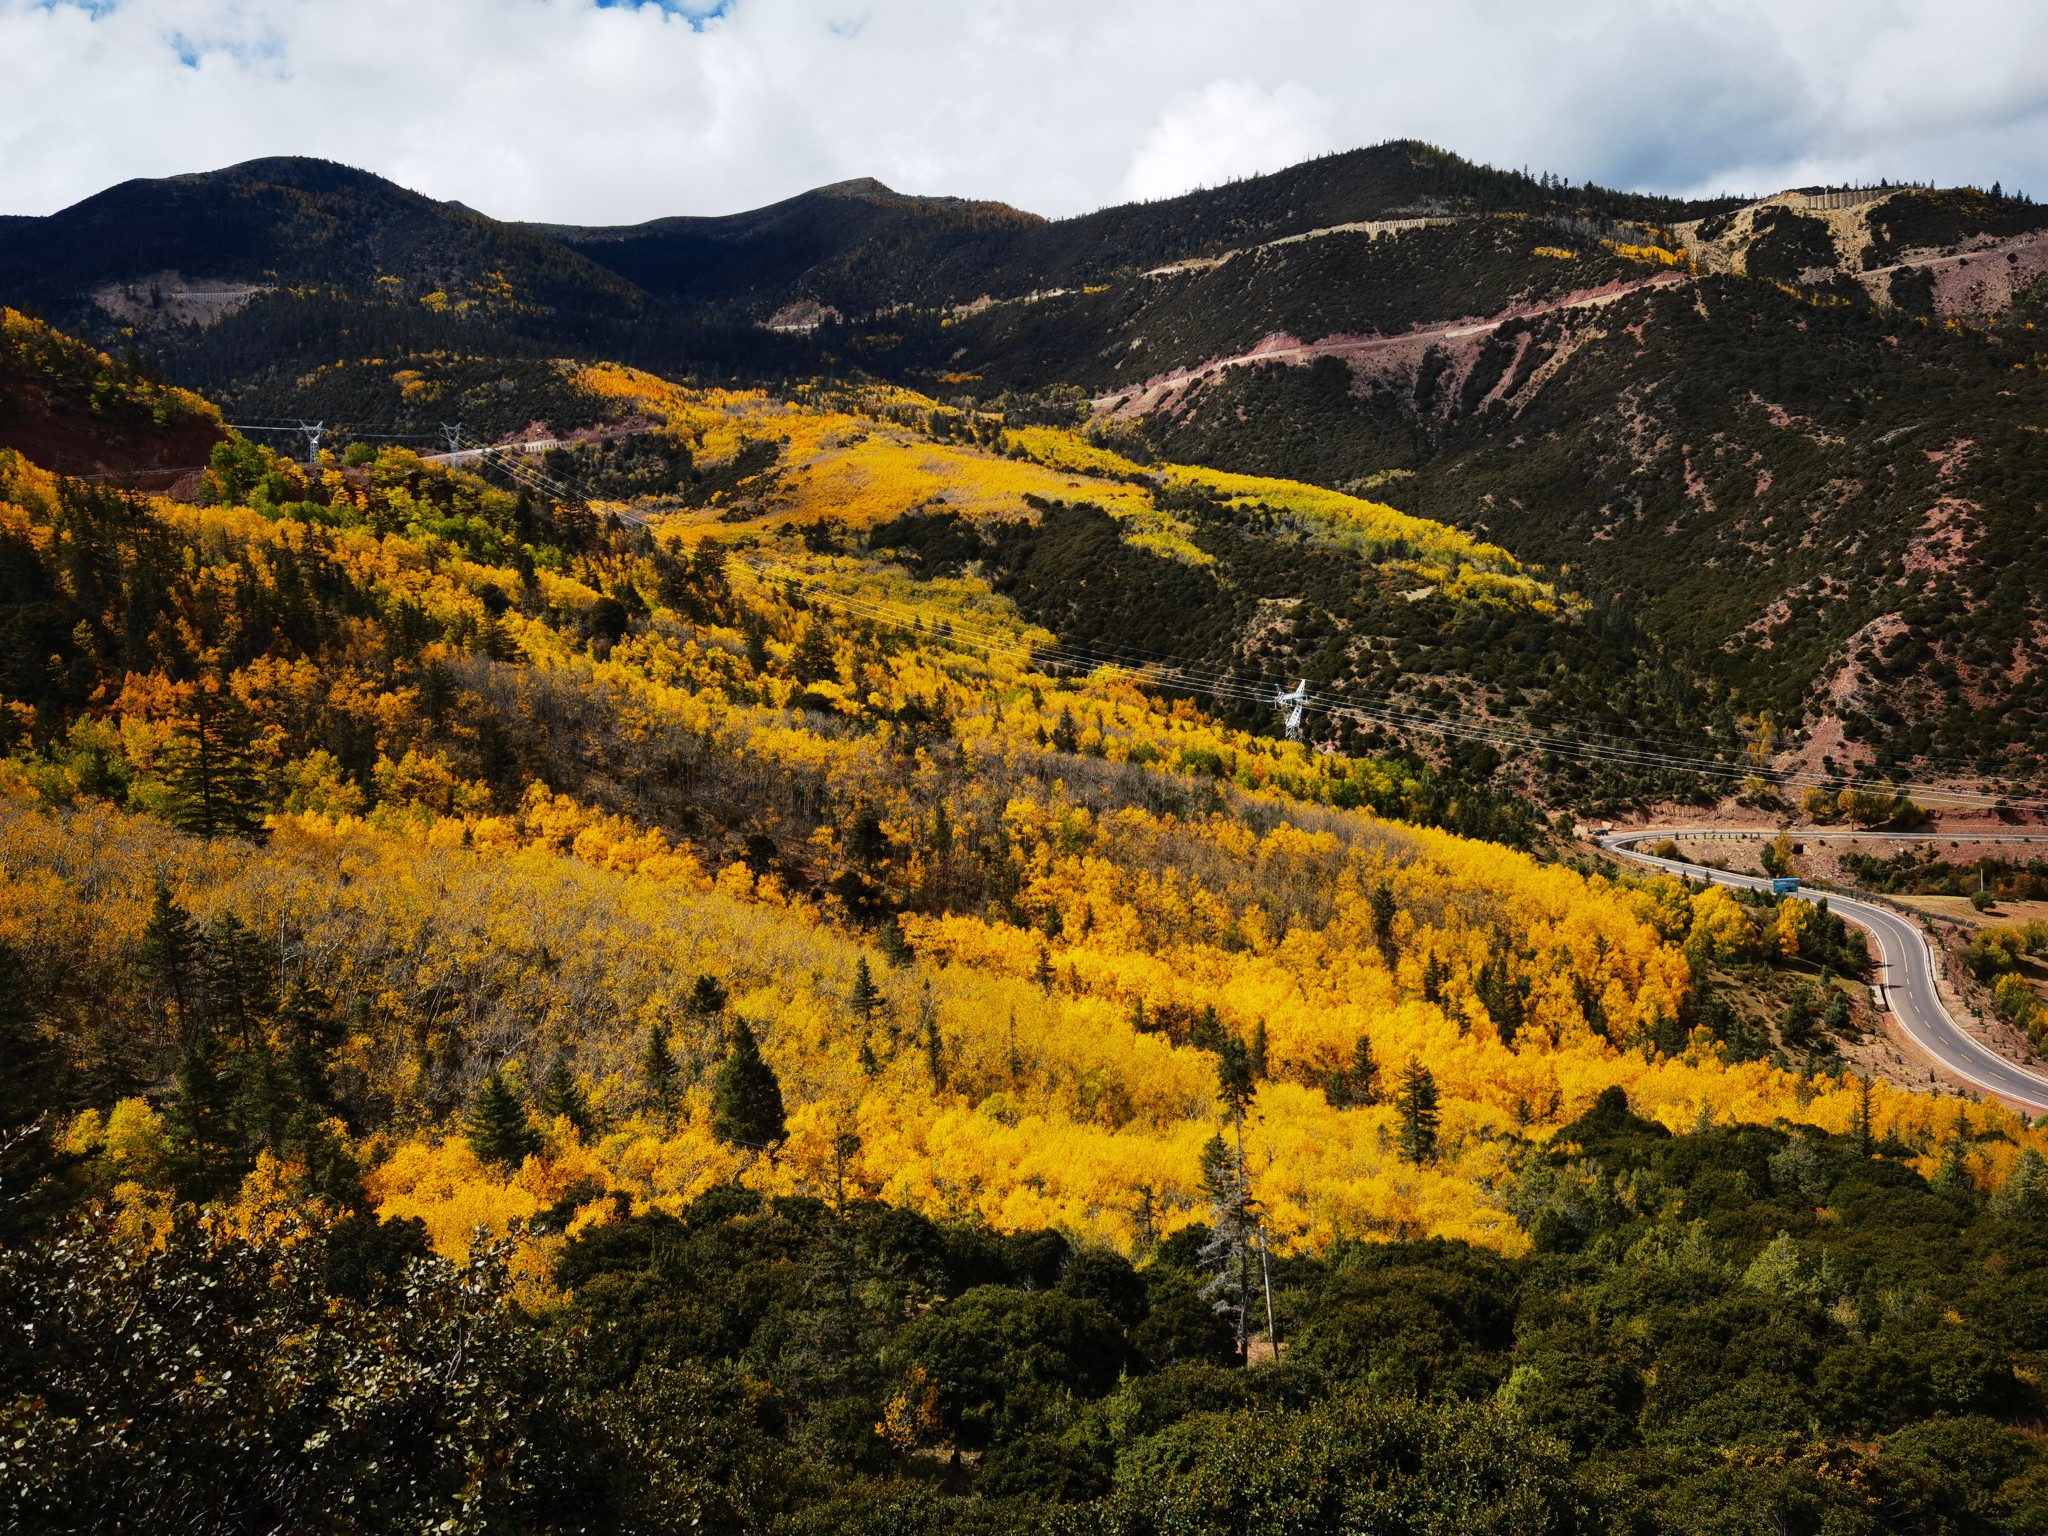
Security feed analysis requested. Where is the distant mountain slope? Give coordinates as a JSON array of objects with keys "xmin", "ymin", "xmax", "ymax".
[
  {"xmin": 546, "ymin": 141, "xmax": 1732, "ymax": 317},
  {"xmin": 6, "ymin": 146, "xmax": 2047, "ymax": 795},
  {"xmin": 0, "ymin": 308, "xmax": 223, "ymax": 477},
  {"xmin": 0, "ymin": 156, "xmax": 645, "ymax": 324},
  {"xmin": 535, "ymin": 176, "xmax": 1044, "ymax": 315},
  {"xmin": 1063, "ymin": 248, "xmax": 2048, "ymax": 787}
]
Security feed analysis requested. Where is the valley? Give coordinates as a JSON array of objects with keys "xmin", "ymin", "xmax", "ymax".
[{"xmin": 5, "ymin": 137, "xmax": 2048, "ymax": 1534}]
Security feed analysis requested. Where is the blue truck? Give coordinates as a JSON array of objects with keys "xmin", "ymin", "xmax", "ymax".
[{"xmin": 1770, "ymin": 876, "xmax": 1802, "ymax": 896}]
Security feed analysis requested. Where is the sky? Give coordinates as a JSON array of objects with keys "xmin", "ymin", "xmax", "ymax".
[{"xmin": 2, "ymin": 0, "xmax": 2045, "ymax": 224}]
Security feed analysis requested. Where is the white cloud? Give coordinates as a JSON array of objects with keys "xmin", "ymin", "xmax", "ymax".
[
  {"xmin": 1121, "ymin": 80, "xmax": 1334, "ymax": 204},
  {"xmin": 0, "ymin": 0, "xmax": 2043, "ymax": 223}
]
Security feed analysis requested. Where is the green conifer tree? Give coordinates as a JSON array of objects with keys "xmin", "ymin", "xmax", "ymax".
[
  {"xmin": 1478, "ymin": 955, "xmax": 1525, "ymax": 1048},
  {"xmin": 161, "ymin": 683, "xmax": 268, "ymax": 841},
  {"xmin": 1249, "ymin": 1020, "xmax": 1270, "ymax": 1082},
  {"xmin": 1351, "ymin": 1036, "xmax": 1381, "ymax": 1105},
  {"xmin": 166, "ymin": 1030, "xmax": 240, "ymax": 1197},
  {"xmin": 467, "ymin": 1071, "xmax": 540, "ymax": 1168},
  {"xmin": 203, "ymin": 914, "xmax": 272, "ymax": 1047},
  {"xmin": 849, "ymin": 956, "xmax": 881, "ymax": 1023},
  {"xmin": 1199, "ymin": 1032, "xmax": 1260, "ymax": 1359},
  {"xmin": 878, "ymin": 917, "xmax": 912, "ymax": 968},
  {"xmin": 1396, "ymin": 1059, "xmax": 1440, "ymax": 1165},
  {"xmin": 923, "ymin": 1004, "xmax": 947, "ymax": 1094},
  {"xmin": 642, "ymin": 1022, "xmax": 677, "ymax": 1112},
  {"xmin": 138, "ymin": 881, "xmax": 202, "ymax": 1035},
  {"xmin": 1050, "ymin": 708, "xmax": 1080, "ymax": 754},
  {"xmin": 537, "ymin": 1060, "xmax": 594, "ymax": 1139},
  {"xmin": 792, "ymin": 621, "xmax": 836, "ymax": 684},
  {"xmin": 711, "ymin": 1018, "xmax": 786, "ymax": 1149},
  {"xmin": 1421, "ymin": 951, "xmax": 1445, "ymax": 1005},
  {"xmin": 274, "ymin": 980, "xmax": 341, "ymax": 1111},
  {"xmin": 1369, "ymin": 882, "xmax": 1399, "ymax": 967},
  {"xmin": 689, "ymin": 974, "xmax": 729, "ymax": 1019}
]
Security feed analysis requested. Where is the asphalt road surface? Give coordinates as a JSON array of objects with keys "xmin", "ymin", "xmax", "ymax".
[{"xmin": 1602, "ymin": 830, "xmax": 2048, "ymax": 1114}]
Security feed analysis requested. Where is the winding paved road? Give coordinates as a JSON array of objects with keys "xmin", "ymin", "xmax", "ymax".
[{"xmin": 1601, "ymin": 830, "xmax": 2048, "ymax": 1113}]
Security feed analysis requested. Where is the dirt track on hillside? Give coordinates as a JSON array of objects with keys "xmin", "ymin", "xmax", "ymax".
[{"xmin": 1093, "ymin": 269, "xmax": 1690, "ymax": 420}]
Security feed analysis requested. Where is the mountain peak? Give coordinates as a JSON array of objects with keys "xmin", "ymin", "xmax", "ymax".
[{"xmin": 813, "ymin": 176, "xmax": 900, "ymax": 201}]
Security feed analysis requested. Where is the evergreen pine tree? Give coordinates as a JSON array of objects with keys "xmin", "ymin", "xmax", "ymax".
[
  {"xmin": 1248, "ymin": 1020, "xmax": 1270, "ymax": 1082},
  {"xmin": 1421, "ymin": 952, "xmax": 1445, "ymax": 1005},
  {"xmin": 878, "ymin": 917, "xmax": 912, "ymax": 968},
  {"xmin": 1932, "ymin": 1140, "xmax": 1979, "ymax": 1209},
  {"xmin": 923, "ymin": 1004, "xmax": 947, "ymax": 1094},
  {"xmin": 642, "ymin": 1022, "xmax": 677, "ymax": 1112},
  {"xmin": 849, "ymin": 956, "xmax": 881, "ymax": 1024},
  {"xmin": 1369, "ymin": 882, "xmax": 1398, "ymax": 967},
  {"xmin": 1214, "ymin": 1034, "xmax": 1255, "ymax": 1118},
  {"xmin": 1034, "ymin": 946, "xmax": 1055, "ymax": 994},
  {"xmin": 847, "ymin": 811, "xmax": 888, "ymax": 868},
  {"xmin": 161, "ymin": 682, "xmax": 268, "ymax": 841},
  {"xmin": 1993, "ymin": 1148, "xmax": 2048, "ymax": 1219},
  {"xmin": 138, "ymin": 881, "xmax": 202, "ymax": 1034},
  {"xmin": 1478, "ymin": 955, "xmax": 1525, "ymax": 1048},
  {"xmin": 537, "ymin": 1060, "xmax": 594, "ymax": 1139},
  {"xmin": 467, "ymin": 1070, "xmax": 540, "ymax": 1168},
  {"xmin": 742, "ymin": 614, "xmax": 770, "ymax": 673},
  {"xmin": 711, "ymin": 1018, "xmax": 786, "ymax": 1149},
  {"xmin": 689, "ymin": 974, "xmax": 729, "ymax": 1019},
  {"xmin": 1853, "ymin": 1073, "xmax": 1875, "ymax": 1158},
  {"xmin": 1325, "ymin": 1035, "xmax": 1381, "ymax": 1109},
  {"xmin": 792, "ymin": 621, "xmax": 836, "ymax": 684},
  {"xmin": 858, "ymin": 1039, "xmax": 880, "ymax": 1077},
  {"xmin": 1050, "ymin": 708, "xmax": 1080, "ymax": 754},
  {"xmin": 1396, "ymin": 1059, "xmax": 1440, "ymax": 1166},
  {"xmin": 202, "ymin": 914, "xmax": 272, "ymax": 1047},
  {"xmin": 229, "ymin": 1039, "xmax": 290, "ymax": 1160},
  {"xmin": 274, "ymin": 980, "xmax": 340, "ymax": 1112},
  {"xmin": 1352, "ymin": 1036, "xmax": 1380, "ymax": 1105},
  {"xmin": 166, "ymin": 1029, "xmax": 240, "ymax": 1197}
]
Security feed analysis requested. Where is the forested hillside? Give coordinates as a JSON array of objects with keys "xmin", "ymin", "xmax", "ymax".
[
  {"xmin": 7, "ymin": 127, "xmax": 2048, "ymax": 1528},
  {"xmin": 9, "ymin": 142, "xmax": 2043, "ymax": 788},
  {"xmin": 7, "ymin": 315, "xmax": 2046, "ymax": 1529}
]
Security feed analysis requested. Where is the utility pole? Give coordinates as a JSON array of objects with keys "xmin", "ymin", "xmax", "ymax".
[
  {"xmin": 440, "ymin": 422, "xmax": 464, "ymax": 455},
  {"xmin": 297, "ymin": 421, "xmax": 325, "ymax": 463}
]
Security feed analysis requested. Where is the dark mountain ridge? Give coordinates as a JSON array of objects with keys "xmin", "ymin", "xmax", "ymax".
[{"xmin": 541, "ymin": 140, "xmax": 1740, "ymax": 316}]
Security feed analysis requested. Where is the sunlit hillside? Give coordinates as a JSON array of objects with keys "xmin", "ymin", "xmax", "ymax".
[
  {"xmin": 573, "ymin": 363, "xmax": 1543, "ymax": 590},
  {"xmin": 12, "ymin": 268, "xmax": 2048, "ymax": 1533},
  {"xmin": 1, "ymin": 349, "xmax": 2030, "ymax": 1295}
]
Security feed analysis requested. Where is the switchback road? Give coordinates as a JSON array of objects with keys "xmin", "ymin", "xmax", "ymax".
[{"xmin": 1601, "ymin": 829, "xmax": 2048, "ymax": 1113}]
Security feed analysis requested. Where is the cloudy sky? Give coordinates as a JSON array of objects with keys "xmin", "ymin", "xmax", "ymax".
[{"xmin": 2, "ymin": 0, "xmax": 2043, "ymax": 224}]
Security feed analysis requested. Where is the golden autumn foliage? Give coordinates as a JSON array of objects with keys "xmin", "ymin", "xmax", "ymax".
[
  {"xmin": 11, "ymin": 790, "xmax": 2036, "ymax": 1276},
  {"xmin": 5, "ymin": 365, "xmax": 2035, "ymax": 1292},
  {"xmin": 572, "ymin": 365, "xmax": 1556, "ymax": 602}
]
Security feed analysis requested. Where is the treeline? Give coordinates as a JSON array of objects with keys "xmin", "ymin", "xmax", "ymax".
[{"xmin": 11, "ymin": 1087, "xmax": 2048, "ymax": 1532}]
